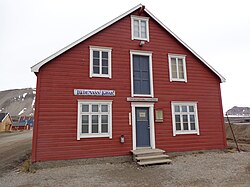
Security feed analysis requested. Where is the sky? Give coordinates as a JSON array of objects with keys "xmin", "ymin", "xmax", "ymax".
[{"xmin": 0, "ymin": 0, "xmax": 250, "ymax": 112}]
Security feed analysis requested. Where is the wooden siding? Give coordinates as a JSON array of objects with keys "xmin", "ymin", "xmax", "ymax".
[{"xmin": 32, "ymin": 10, "xmax": 226, "ymax": 161}]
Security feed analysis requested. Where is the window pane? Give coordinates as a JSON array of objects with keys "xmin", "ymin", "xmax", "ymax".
[
  {"xmin": 183, "ymin": 115, "xmax": 188, "ymax": 130},
  {"xmin": 102, "ymin": 51, "xmax": 108, "ymax": 59},
  {"xmin": 92, "ymin": 125, "xmax": 98, "ymax": 133},
  {"xmin": 190, "ymin": 115, "xmax": 195, "ymax": 122},
  {"xmin": 92, "ymin": 115, "xmax": 98, "ymax": 133},
  {"xmin": 82, "ymin": 125, "xmax": 88, "ymax": 133},
  {"xmin": 178, "ymin": 59, "xmax": 184, "ymax": 79},
  {"xmin": 183, "ymin": 123, "xmax": 188, "ymax": 130},
  {"xmin": 176, "ymin": 123, "xmax": 181, "ymax": 130},
  {"xmin": 93, "ymin": 59, "xmax": 99, "ymax": 66},
  {"xmin": 133, "ymin": 20, "xmax": 139, "ymax": 37},
  {"xmin": 82, "ymin": 105, "xmax": 89, "ymax": 112},
  {"xmin": 191, "ymin": 123, "xmax": 196, "ymax": 130},
  {"xmin": 92, "ymin": 105, "xmax": 98, "ymax": 112},
  {"xmin": 102, "ymin": 67, "xmax": 108, "ymax": 74},
  {"xmin": 171, "ymin": 58, "xmax": 177, "ymax": 78},
  {"xmin": 82, "ymin": 115, "xmax": 89, "ymax": 124},
  {"xmin": 181, "ymin": 106, "xmax": 187, "ymax": 112},
  {"xmin": 101, "ymin": 105, "xmax": 108, "ymax": 112},
  {"xmin": 93, "ymin": 51, "xmax": 99, "ymax": 58},
  {"xmin": 102, "ymin": 59, "xmax": 108, "ymax": 66},
  {"xmin": 189, "ymin": 106, "xmax": 194, "ymax": 112},
  {"xmin": 101, "ymin": 115, "xmax": 108, "ymax": 123},
  {"xmin": 175, "ymin": 115, "xmax": 180, "ymax": 122},
  {"xmin": 93, "ymin": 67, "xmax": 99, "ymax": 74},
  {"xmin": 101, "ymin": 124, "xmax": 108, "ymax": 133},
  {"xmin": 174, "ymin": 105, "xmax": 180, "ymax": 112},
  {"xmin": 82, "ymin": 115, "xmax": 89, "ymax": 133},
  {"xmin": 141, "ymin": 21, "xmax": 147, "ymax": 38}
]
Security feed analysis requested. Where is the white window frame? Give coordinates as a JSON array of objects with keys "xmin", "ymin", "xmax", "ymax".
[
  {"xmin": 168, "ymin": 54, "xmax": 187, "ymax": 82},
  {"xmin": 130, "ymin": 50, "xmax": 154, "ymax": 97},
  {"xmin": 131, "ymin": 16, "xmax": 149, "ymax": 41},
  {"xmin": 77, "ymin": 100, "xmax": 112, "ymax": 140},
  {"xmin": 89, "ymin": 46, "xmax": 112, "ymax": 78},
  {"xmin": 171, "ymin": 101, "xmax": 200, "ymax": 136}
]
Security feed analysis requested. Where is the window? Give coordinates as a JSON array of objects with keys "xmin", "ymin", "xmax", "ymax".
[
  {"xmin": 90, "ymin": 46, "xmax": 112, "ymax": 78},
  {"xmin": 171, "ymin": 102, "xmax": 199, "ymax": 136},
  {"xmin": 131, "ymin": 16, "xmax": 149, "ymax": 41},
  {"xmin": 77, "ymin": 101, "xmax": 112, "ymax": 139},
  {"xmin": 168, "ymin": 54, "xmax": 187, "ymax": 82},
  {"xmin": 130, "ymin": 50, "xmax": 154, "ymax": 97}
]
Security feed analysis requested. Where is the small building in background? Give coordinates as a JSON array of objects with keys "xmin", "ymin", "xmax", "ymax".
[
  {"xmin": 0, "ymin": 113, "xmax": 13, "ymax": 132},
  {"xmin": 12, "ymin": 116, "xmax": 34, "ymax": 131}
]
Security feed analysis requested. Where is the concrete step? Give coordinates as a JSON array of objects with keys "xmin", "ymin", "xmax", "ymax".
[
  {"xmin": 138, "ymin": 158, "xmax": 172, "ymax": 166},
  {"xmin": 131, "ymin": 148, "xmax": 165, "ymax": 156},
  {"xmin": 136, "ymin": 154, "xmax": 169, "ymax": 161}
]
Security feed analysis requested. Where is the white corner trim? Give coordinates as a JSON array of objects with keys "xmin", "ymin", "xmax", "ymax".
[
  {"xmin": 130, "ymin": 50, "xmax": 154, "ymax": 97},
  {"xmin": 131, "ymin": 102, "xmax": 155, "ymax": 150},
  {"xmin": 30, "ymin": 4, "xmax": 225, "ymax": 83}
]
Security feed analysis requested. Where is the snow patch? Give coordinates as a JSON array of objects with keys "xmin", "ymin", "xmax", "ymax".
[
  {"xmin": 33, "ymin": 90, "xmax": 36, "ymax": 94},
  {"xmin": 18, "ymin": 108, "xmax": 26, "ymax": 115},
  {"xmin": 31, "ymin": 97, "xmax": 35, "ymax": 108},
  {"xmin": 23, "ymin": 93, "xmax": 27, "ymax": 98}
]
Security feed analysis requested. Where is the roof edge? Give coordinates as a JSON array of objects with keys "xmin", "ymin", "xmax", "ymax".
[
  {"xmin": 144, "ymin": 8, "xmax": 226, "ymax": 83},
  {"xmin": 31, "ymin": 4, "xmax": 143, "ymax": 73}
]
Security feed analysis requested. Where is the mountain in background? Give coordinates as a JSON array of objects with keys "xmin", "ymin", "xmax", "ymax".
[
  {"xmin": 226, "ymin": 106, "xmax": 250, "ymax": 116},
  {"xmin": 0, "ymin": 88, "xmax": 35, "ymax": 116}
]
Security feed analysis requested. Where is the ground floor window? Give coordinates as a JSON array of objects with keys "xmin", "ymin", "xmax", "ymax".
[
  {"xmin": 77, "ymin": 100, "xmax": 112, "ymax": 140},
  {"xmin": 171, "ymin": 102, "xmax": 199, "ymax": 136}
]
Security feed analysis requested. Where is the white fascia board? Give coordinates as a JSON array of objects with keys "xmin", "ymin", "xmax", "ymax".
[
  {"xmin": 144, "ymin": 8, "xmax": 226, "ymax": 83},
  {"xmin": 31, "ymin": 4, "xmax": 143, "ymax": 73}
]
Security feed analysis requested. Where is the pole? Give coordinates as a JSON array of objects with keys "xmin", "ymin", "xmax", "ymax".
[{"xmin": 226, "ymin": 113, "xmax": 240, "ymax": 152}]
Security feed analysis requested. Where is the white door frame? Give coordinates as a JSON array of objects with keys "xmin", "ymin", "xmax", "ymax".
[{"xmin": 131, "ymin": 102, "xmax": 155, "ymax": 150}]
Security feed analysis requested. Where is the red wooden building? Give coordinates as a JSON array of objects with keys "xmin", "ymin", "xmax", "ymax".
[{"xmin": 31, "ymin": 4, "xmax": 226, "ymax": 162}]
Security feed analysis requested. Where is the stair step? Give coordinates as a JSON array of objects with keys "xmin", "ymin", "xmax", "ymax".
[
  {"xmin": 136, "ymin": 154, "xmax": 169, "ymax": 160},
  {"xmin": 131, "ymin": 148, "xmax": 165, "ymax": 156},
  {"xmin": 138, "ymin": 159, "xmax": 172, "ymax": 166}
]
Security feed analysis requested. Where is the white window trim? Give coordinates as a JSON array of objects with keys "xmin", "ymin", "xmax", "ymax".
[
  {"xmin": 89, "ymin": 46, "xmax": 112, "ymax": 78},
  {"xmin": 171, "ymin": 101, "xmax": 200, "ymax": 136},
  {"xmin": 130, "ymin": 50, "xmax": 154, "ymax": 97},
  {"xmin": 131, "ymin": 15, "xmax": 149, "ymax": 42},
  {"xmin": 77, "ymin": 100, "xmax": 112, "ymax": 140},
  {"xmin": 168, "ymin": 54, "xmax": 187, "ymax": 82},
  {"xmin": 131, "ymin": 102, "xmax": 155, "ymax": 150}
]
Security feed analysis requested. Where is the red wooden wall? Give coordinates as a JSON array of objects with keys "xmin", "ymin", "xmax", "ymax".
[{"xmin": 32, "ymin": 10, "xmax": 226, "ymax": 161}]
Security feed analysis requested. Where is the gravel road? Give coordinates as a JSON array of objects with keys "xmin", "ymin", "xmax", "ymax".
[
  {"xmin": 0, "ymin": 151, "xmax": 249, "ymax": 187},
  {"xmin": 0, "ymin": 131, "xmax": 32, "ymax": 177}
]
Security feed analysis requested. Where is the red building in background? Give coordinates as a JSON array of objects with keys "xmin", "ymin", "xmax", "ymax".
[{"xmin": 31, "ymin": 4, "xmax": 226, "ymax": 162}]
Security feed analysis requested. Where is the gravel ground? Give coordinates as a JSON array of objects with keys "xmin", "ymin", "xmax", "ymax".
[
  {"xmin": 0, "ymin": 151, "xmax": 249, "ymax": 187},
  {"xmin": 0, "ymin": 131, "xmax": 32, "ymax": 177}
]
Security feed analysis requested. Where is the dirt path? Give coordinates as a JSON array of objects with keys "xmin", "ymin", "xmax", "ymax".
[{"xmin": 0, "ymin": 131, "xmax": 32, "ymax": 177}]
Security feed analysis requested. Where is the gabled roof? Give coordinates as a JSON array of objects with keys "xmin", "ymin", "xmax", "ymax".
[
  {"xmin": 0, "ymin": 113, "xmax": 10, "ymax": 122},
  {"xmin": 31, "ymin": 4, "xmax": 225, "ymax": 83}
]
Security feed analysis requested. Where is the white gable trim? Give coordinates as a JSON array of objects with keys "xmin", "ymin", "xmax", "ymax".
[{"xmin": 31, "ymin": 4, "xmax": 226, "ymax": 83}]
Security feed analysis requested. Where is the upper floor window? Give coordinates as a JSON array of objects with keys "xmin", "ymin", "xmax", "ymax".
[
  {"xmin": 171, "ymin": 102, "xmax": 200, "ymax": 136},
  {"xmin": 90, "ymin": 46, "xmax": 112, "ymax": 78},
  {"xmin": 131, "ymin": 16, "xmax": 149, "ymax": 41},
  {"xmin": 168, "ymin": 54, "xmax": 187, "ymax": 82}
]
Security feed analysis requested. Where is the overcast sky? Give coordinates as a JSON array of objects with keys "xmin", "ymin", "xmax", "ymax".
[{"xmin": 0, "ymin": 0, "xmax": 250, "ymax": 112}]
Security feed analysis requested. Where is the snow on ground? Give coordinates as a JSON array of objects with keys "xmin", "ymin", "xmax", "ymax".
[{"xmin": 22, "ymin": 93, "xmax": 27, "ymax": 98}]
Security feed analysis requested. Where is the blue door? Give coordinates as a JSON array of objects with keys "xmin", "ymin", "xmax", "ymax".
[
  {"xmin": 136, "ymin": 107, "xmax": 150, "ymax": 147},
  {"xmin": 133, "ymin": 55, "xmax": 150, "ymax": 95}
]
